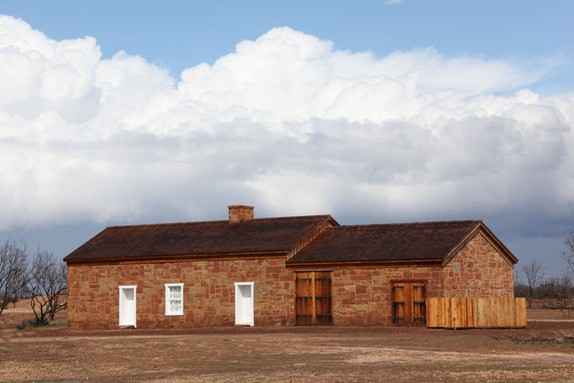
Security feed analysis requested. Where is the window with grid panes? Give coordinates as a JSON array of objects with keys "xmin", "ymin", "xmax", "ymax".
[{"xmin": 165, "ymin": 283, "xmax": 184, "ymax": 316}]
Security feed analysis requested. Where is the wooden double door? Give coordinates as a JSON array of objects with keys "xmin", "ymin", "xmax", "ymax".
[
  {"xmin": 392, "ymin": 281, "xmax": 427, "ymax": 325},
  {"xmin": 295, "ymin": 271, "xmax": 332, "ymax": 325}
]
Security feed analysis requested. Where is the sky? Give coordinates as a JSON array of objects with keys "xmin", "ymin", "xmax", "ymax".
[{"xmin": 0, "ymin": 0, "xmax": 573, "ymax": 279}]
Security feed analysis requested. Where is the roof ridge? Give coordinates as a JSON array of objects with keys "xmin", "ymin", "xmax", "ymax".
[
  {"xmin": 104, "ymin": 220, "xmax": 228, "ymax": 230},
  {"xmin": 254, "ymin": 214, "xmax": 333, "ymax": 221},
  {"xmin": 103, "ymin": 214, "xmax": 334, "ymax": 230},
  {"xmin": 332, "ymin": 220, "xmax": 482, "ymax": 229}
]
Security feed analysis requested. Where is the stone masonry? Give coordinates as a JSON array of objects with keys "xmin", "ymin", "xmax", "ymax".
[
  {"xmin": 329, "ymin": 264, "xmax": 443, "ymax": 326},
  {"xmin": 442, "ymin": 231, "xmax": 514, "ymax": 297},
  {"xmin": 67, "ymin": 256, "xmax": 294, "ymax": 330},
  {"xmin": 296, "ymin": 231, "xmax": 514, "ymax": 326},
  {"xmin": 67, "ymin": 229, "xmax": 515, "ymax": 329}
]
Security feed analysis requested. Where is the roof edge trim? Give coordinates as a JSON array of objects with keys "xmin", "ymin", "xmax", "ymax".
[
  {"xmin": 65, "ymin": 250, "xmax": 288, "ymax": 265},
  {"xmin": 286, "ymin": 259, "xmax": 444, "ymax": 269}
]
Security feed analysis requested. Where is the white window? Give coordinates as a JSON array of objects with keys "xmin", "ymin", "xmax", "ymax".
[{"xmin": 165, "ymin": 283, "xmax": 184, "ymax": 316}]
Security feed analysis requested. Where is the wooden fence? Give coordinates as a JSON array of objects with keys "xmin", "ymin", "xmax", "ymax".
[{"xmin": 426, "ymin": 297, "xmax": 527, "ymax": 329}]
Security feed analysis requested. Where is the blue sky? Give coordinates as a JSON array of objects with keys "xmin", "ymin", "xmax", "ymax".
[
  {"xmin": 0, "ymin": 0, "xmax": 573, "ymax": 278},
  {"xmin": 2, "ymin": 0, "xmax": 573, "ymax": 92}
]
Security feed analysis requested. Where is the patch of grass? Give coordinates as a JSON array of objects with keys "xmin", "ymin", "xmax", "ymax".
[
  {"xmin": 35, "ymin": 322, "xmax": 67, "ymax": 329},
  {"xmin": 511, "ymin": 336, "xmax": 573, "ymax": 346},
  {"xmin": 13, "ymin": 319, "xmax": 38, "ymax": 330},
  {"xmin": 12, "ymin": 318, "xmax": 66, "ymax": 331}
]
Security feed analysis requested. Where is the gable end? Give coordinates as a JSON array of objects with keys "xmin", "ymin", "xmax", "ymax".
[
  {"xmin": 442, "ymin": 221, "xmax": 518, "ymax": 267},
  {"xmin": 286, "ymin": 216, "xmax": 339, "ymax": 261}
]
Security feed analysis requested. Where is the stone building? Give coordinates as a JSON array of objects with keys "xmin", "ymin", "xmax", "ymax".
[{"xmin": 64, "ymin": 205, "xmax": 517, "ymax": 330}]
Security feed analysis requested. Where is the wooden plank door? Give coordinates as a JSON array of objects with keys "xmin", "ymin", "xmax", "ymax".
[
  {"xmin": 295, "ymin": 271, "xmax": 332, "ymax": 326},
  {"xmin": 411, "ymin": 283, "xmax": 426, "ymax": 325},
  {"xmin": 392, "ymin": 282, "xmax": 426, "ymax": 325}
]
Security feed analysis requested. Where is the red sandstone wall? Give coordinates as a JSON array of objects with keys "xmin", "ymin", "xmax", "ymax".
[
  {"xmin": 67, "ymin": 257, "xmax": 295, "ymax": 330},
  {"xmin": 442, "ymin": 231, "xmax": 515, "ymax": 298},
  {"xmin": 67, "ymin": 231, "xmax": 515, "ymax": 329},
  {"xmin": 330, "ymin": 265, "xmax": 443, "ymax": 326}
]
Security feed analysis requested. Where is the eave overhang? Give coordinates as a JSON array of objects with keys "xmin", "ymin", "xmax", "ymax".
[
  {"xmin": 286, "ymin": 258, "xmax": 444, "ymax": 269},
  {"xmin": 65, "ymin": 250, "xmax": 288, "ymax": 266}
]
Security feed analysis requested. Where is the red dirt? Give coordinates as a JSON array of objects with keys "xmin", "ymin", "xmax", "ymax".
[{"xmin": 1, "ymin": 308, "xmax": 573, "ymax": 382}]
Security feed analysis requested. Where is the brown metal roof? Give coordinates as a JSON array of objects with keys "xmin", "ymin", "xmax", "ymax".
[
  {"xmin": 287, "ymin": 220, "xmax": 491, "ymax": 265},
  {"xmin": 64, "ymin": 215, "xmax": 335, "ymax": 263}
]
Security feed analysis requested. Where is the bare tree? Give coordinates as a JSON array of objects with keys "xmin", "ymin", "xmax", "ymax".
[
  {"xmin": 27, "ymin": 251, "xmax": 67, "ymax": 325},
  {"xmin": 563, "ymin": 232, "xmax": 574, "ymax": 274},
  {"xmin": 522, "ymin": 260, "xmax": 544, "ymax": 308},
  {"xmin": 540, "ymin": 274, "xmax": 574, "ymax": 317},
  {"xmin": 514, "ymin": 268, "xmax": 528, "ymax": 298},
  {"xmin": 0, "ymin": 239, "xmax": 28, "ymax": 316}
]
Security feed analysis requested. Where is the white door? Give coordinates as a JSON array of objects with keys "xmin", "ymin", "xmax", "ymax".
[
  {"xmin": 119, "ymin": 285, "xmax": 137, "ymax": 327},
  {"xmin": 234, "ymin": 282, "xmax": 254, "ymax": 326}
]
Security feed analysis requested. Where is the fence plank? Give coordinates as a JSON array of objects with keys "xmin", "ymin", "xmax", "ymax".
[
  {"xmin": 426, "ymin": 297, "xmax": 527, "ymax": 329},
  {"xmin": 430, "ymin": 298, "xmax": 436, "ymax": 327},
  {"xmin": 515, "ymin": 297, "xmax": 527, "ymax": 327}
]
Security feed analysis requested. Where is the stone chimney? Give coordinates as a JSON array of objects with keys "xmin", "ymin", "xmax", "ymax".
[{"xmin": 228, "ymin": 205, "xmax": 254, "ymax": 223}]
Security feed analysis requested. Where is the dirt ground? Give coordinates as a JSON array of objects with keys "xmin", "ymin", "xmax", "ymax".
[{"xmin": 1, "ymin": 307, "xmax": 574, "ymax": 383}]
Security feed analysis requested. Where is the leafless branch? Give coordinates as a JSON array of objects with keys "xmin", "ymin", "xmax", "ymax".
[
  {"xmin": 27, "ymin": 251, "xmax": 67, "ymax": 325},
  {"xmin": 522, "ymin": 260, "xmax": 543, "ymax": 308},
  {"xmin": 562, "ymin": 232, "xmax": 574, "ymax": 274},
  {"xmin": 0, "ymin": 239, "xmax": 28, "ymax": 316}
]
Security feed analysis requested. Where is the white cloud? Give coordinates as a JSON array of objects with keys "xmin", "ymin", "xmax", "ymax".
[{"xmin": 0, "ymin": 15, "xmax": 573, "ymax": 240}]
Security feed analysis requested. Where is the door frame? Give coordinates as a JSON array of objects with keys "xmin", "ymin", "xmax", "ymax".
[
  {"xmin": 234, "ymin": 282, "xmax": 254, "ymax": 326},
  {"xmin": 391, "ymin": 280, "xmax": 427, "ymax": 326},
  {"xmin": 118, "ymin": 285, "xmax": 137, "ymax": 328},
  {"xmin": 295, "ymin": 270, "xmax": 333, "ymax": 326}
]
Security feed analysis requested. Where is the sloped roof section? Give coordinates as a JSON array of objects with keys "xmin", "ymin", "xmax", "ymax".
[
  {"xmin": 65, "ymin": 215, "xmax": 335, "ymax": 263},
  {"xmin": 287, "ymin": 220, "xmax": 513, "ymax": 265}
]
